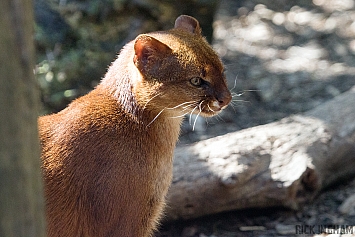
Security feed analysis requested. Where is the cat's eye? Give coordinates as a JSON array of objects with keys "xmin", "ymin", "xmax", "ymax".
[{"xmin": 190, "ymin": 77, "xmax": 203, "ymax": 86}]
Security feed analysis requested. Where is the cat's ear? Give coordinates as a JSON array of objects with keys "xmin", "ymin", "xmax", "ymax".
[
  {"xmin": 133, "ymin": 35, "xmax": 172, "ymax": 76},
  {"xmin": 174, "ymin": 15, "xmax": 202, "ymax": 35}
]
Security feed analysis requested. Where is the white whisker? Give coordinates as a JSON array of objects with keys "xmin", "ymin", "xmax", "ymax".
[
  {"xmin": 229, "ymin": 102, "xmax": 237, "ymax": 113},
  {"xmin": 207, "ymin": 103, "xmax": 216, "ymax": 113},
  {"xmin": 232, "ymin": 89, "xmax": 261, "ymax": 98},
  {"xmin": 189, "ymin": 103, "xmax": 200, "ymax": 125},
  {"xmin": 182, "ymin": 103, "xmax": 197, "ymax": 110},
  {"xmin": 169, "ymin": 111, "xmax": 190, "ymax": 119},
  {"xmin": 232, "ymin": 99, "xmax": 249, "ymax": 103},
  {"xmin": 146, "ymin": 108, "xmax": 165, "ymax": 127},
  {"xmin": 180, "ymin": 104, "xmax": 197, "ymax": 113},
  {"xmin": 216, "ymin": 114, "xmax": 225, "ymax": 123},
  {"xmin": 143, "ymin": 93, "xmax": 163, "ymax": 110},
  {"xmin": 230, "ymin": 76, "xmax": 238, "ymax": 91},
  {"xmin": 166, "ymin": 101, "xmax": 197, "ymax": 110},
  {"xmin": 232, "ymin": 92, "xmax": 244, "ymax": 97},
  {"xmin": 192, "ymin": 102, "xmax": 204, "ymax": 131}
]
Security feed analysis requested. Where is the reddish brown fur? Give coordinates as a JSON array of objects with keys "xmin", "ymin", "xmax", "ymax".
[{"xmin": 39, "ymin": 15, "xmax": 231, "ymax": 237}]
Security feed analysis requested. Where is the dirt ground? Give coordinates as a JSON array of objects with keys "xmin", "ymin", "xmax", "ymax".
[{"xmin": 156, "ymin": 0, "xmax": 355, "ymax": 236}]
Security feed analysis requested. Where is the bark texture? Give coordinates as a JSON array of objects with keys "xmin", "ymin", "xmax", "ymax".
[{"xmin": 0, "ymin": 0, "xmax": 46, "ymax": 236}]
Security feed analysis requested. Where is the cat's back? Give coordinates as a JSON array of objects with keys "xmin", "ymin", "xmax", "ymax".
[
  {"xmin": 39, "ymin": 88, "xmax": 123, "ymax": 133},
  {"xmin": 38, "ymin": 88, "xmax": 130, "ymax": 161}
]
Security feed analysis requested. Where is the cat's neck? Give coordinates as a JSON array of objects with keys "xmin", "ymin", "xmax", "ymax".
[
  {"xmin": 98, "ymin": 42, "xmax": 183, "ymax": 129},
  {"xmin": 99, "ymin": 42, "xmax": 142, "ymax": 116}
]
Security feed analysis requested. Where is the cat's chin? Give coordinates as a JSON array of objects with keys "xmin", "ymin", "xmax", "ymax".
[{"xmin": 200, "ymin": 110, "xmax": 221, "ymax": 117}]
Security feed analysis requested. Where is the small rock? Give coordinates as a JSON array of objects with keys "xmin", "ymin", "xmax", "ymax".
[{"xmin": 338, "ymin": 193, "xmax": 355, "ymax": 216}]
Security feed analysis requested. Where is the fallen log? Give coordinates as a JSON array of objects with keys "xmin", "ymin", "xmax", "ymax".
[{"xmin": 165, "ymin": 86, "xmax": 355, "ymax": 221}]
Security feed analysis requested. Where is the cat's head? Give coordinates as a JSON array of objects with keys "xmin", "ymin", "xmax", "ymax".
[{"xmin": 133, "ymin": 15, "xmax": 231, "ymax": 118}]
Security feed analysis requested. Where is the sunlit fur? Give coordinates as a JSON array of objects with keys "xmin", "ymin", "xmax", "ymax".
[{"xmin": 39, "ymin": 15, "xmax": 231, "ymax": 237}]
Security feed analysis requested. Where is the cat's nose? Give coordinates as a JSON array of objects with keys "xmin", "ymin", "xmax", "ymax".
[{"xmin": 216, "ymin": 91, "xmax": 232, "ymax": 109}]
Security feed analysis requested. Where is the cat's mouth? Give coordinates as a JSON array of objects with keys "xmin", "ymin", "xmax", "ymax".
[
  {"xmin": 172, "ymin": 97, "xmax": 230, "ymax": 118},
  {"xmin": 196, "ymin": 91, "xmax": 232, "ymax": 117},
  {"xmin": 196, "ymin": 100, "xmax": 227, "ymax": 117}
]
